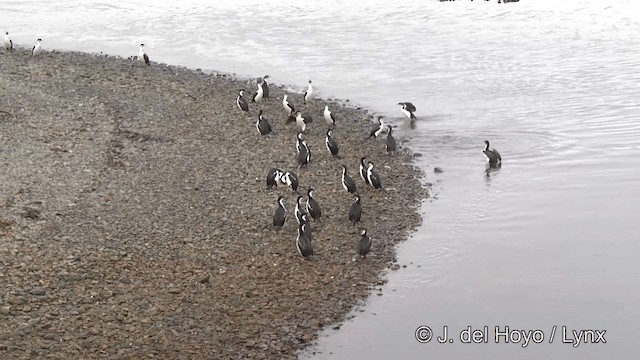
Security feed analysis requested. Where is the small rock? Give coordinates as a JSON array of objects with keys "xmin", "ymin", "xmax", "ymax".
[
  {"xmin": 198, "ymin": 274, "xmax": 210, "ymax": 284},
  {"xmin": 30, "ymin": 287, "xmax": 46, "ymax": 296},
  {"xmin": 433, "ymin": 167, "xmax": 443, "ymax": 173},
  {"xmin": 167, "ymin": 287, "xmax": 182, "ymax": 294},
  {"xmin": 390, "ymin": 264, "xmax": 401, "ymax": 271}
]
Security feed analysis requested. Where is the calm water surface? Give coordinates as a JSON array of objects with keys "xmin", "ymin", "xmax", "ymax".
[{"xmin": 3, "ymin": 0, "xmax": 639, "ymax": 358}]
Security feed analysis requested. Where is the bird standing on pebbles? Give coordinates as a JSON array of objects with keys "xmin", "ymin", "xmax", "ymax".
[
  {"xmin": 261, "ymin": 75, "xmax": 270, "ymax": 101},
  {"xmin": 359, "ymin": 157, "xmax": 369, "ymax": 186},
  {"xmin": 273, "ymin": 196, "xmax": 287, "ymax": 229},
  {"xmin": 138, "ymin": 43, "xmax": 150, "ymax": 66},
  {"xmin": 297, "ymin": 139, "xmax": 310, "ymax": 168},
  {"xmin": 356, "ymin": 229, "xmax": 372, "ymax": 259},
  {"xmin": 366, "ymin": 161, "xmax": 383, "ymax": 190},
  {"xmin": 296, "ymin": 223, "xmax": 314, "ymax": 259},
  {"xmin": 349, "ymin": 194, "xmax": 362, "ymax": 226},
  {"xmin": 295, "ymin": 111, "xmax": 312, "ymax": 133},
  {"xmin": 252, "ymin": 80, "xmax": 264, "ymax": 103},
  {"xmin": 304, "ymin": 80, "xmax": 314, "ymax": 106},
  {"xmin": 325, "ymin": 129, "xmax": 339, "ymax": 158},
  {"xmin": 4, "ymin": 32, "xmax": 13, "ymax": 52},
  {"xmin": 266, "ymin": 168, "xmax": 283, "ymax": 189},
  {"xmin": 295, "ymin": 195, "xmax": 306, "ymax": 224},
  {"xmin": 323, "ymin": 105, "xmax": 336, "ymax": 128},
  {"xmin": 306, "ymin": 188, "xmax": 322, "ymax": 222},
  {"xmin": 385, "ymin": 126, "xmax": 396, "ymax": 154},
  {"xmin": 283, "ymin": 94, "xmax": 295, "ymax": 115},
  {"xmin": 398, "ymin": 102, "xmax": 417, "ymax": 120},
  {"xmin": 236, "ymin": 89, "xmax": 250, "ymax": 115},
  {"xmin": 256, "ymin": 110, "xmax": 273, "ymax": 135},
  {"xmin": 483, "ymin": 140, "xmax": 502, "ymax": 167},
  {"xmin": 32, "ymin": 38, "xmax": 42, "ymax": 58},
  {"xmin": 369, "ymin": 116, "xmax": 386, "ymax": 138},
  {"xmin": 281, "ymin": 171, "xmax": 299, "ymax": 192},
  {"xmin": 341, "ymin": 165, "xmax": 357, "ymax": 194}
]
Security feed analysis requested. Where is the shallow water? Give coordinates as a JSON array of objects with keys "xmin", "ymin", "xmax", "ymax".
[{"xmin": 3, "ymin": 0, "xmax": 639, "ymax": 358}]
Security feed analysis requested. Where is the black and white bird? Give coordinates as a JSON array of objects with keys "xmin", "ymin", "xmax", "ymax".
[
  {"xmin": 348, "ymin": 194, "xmax": 362, "ymax": 226},
  {"xmin": 369, "ymin": 116, "xmax": 386, "ymax": 138},
  {"xmin": 367, "ymin": 161, "xmax": 383, "ymax": 190},
  {"xmin": 304, "ymin": 80, "xmax": 314, "ymax": 106},
  {"xmin": 251, "ymin": 80, "xmax": 264, "ymax": 103},
  {"xmin": 398, "ymin": 102, "xmax": 417, "ymax": 120},
  {"xmin": 306, "ymin": 188, "xmax": 322, "ymax": 222},
  {"xmin": 266, "ymin": 168, "xmax": 283, "ymax": 189},
  {"xmin": 281, "ymin": 171, "xmax": 299, "ymax": 192},
  {"xmin": 256, "ymin": 110, "xmax": 273, "ymax": 135},
  {"xmin": 4, "ymin": 32, "xmax": 13, "ymax": 52},
  {"xmin": 297, "ymin": 140, "xmax": 310, "ymax": 168},
  {"xmin": 273, "ymin": 196, "xmax": 287, "ymax": 230},
  {"xmin": 300, "ymin": 214, "xmax": 313, "ymax": 240},
  {"xmin": 295, "ymin": 132, "xmax": 305, "ymax": 155},
  {"xmin": 359, "ymin": 157, "xmax": 369, "ymax": 186},
  {"xmin": 295, "ymin": 195, "xmax": 306, "ymax": 224},
  {"xmin": 296, "ymin": 223, "xmax": 314, "ymax": 259},
  {"xmin": 295, "ymin": 111, "xmax": 312, "ymax": 133},
  {"xmin": 261, "ymin": 75, "xmax": 270, "ymax": 101},
  {"xmin": 138, "ymin": 43, "xmax": 150, "ymax": 66},
  {"xmin": 325, "ymin": 129, "xmax": 339, "ymax": 157},
  {"xmin": 341, "ymin": 165, "xmax": 357, "ymax": 194},
  {"xmin": 236, "ymin": 89, "xmax": 250, "ymax": 114},
  {"xmin": 356, "ymin": 229, "xmax": 372, "ymax": 259},
  {"xmin": 323, "ymin": 105, "xmax": 336, "ymax": 128},
  {"xmin": 385, "ymin": 126, "xmax": 397, "ymax": 154},
  {"xmin": 483, "ymin": 140, "xmax": 502, "ymax": 167},
  {"xmin": 282, "ymin": 94, "xmax": 295, "ymax": 114},
  {"xmin": 32, "ymin": 38, "xmax": 42, "ymax": 58}
]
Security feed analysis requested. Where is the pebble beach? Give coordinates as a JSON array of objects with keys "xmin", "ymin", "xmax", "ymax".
[{"xmin": 0, "ymin": 48, "xmax": 427, "ymax": 359}]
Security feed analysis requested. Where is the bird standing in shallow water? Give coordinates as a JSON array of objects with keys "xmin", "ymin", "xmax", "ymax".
[
  {"xmin": 138, "ymin": 43, "xmax": 150, "ymax": 66},
  {"xmin": 304, "ymin": 80, "xmax": 314, "ymax": 106},
  {"xmin": 356, "ymin": 229, "xmax": 372, "ymax": 259},
  {"xmin": 306, "ymin": 188, "xmax": 322, "ymax": 222},
  {"xmin": 341, "ymin": 165, "xmax": 357, "ymax": 194},
  {"xmin": 483, "ymin": 140, "xmax": 502, "ymax": 167},
  {"xmin": 385, "ymin": 126, "xmax": 396, "ymax": 154},
  {"xmin": 325, "ymin": 129, "xmax": 339, "ymax": 158},
  {"xmin": 398, "ymin": 102, "xmax": 417, "ymax": 120},
  {"xmin": 349, "ymin": 194, "xmax": 362, "ymax": 226},
  {"xmin": 273, "ymin": 196, "xmax": 287, "ymax": 230},
  {"xmin": 236, "ymin": 89, "xmax": 250, "ymax": 115},
  {"xmin": 323, "ymin": 105, "xmax": 336, "ymax": 128},
  {"xmin": 32, "ymin": 38, "xmax": 42, "ymax": 59},
  {"xmin": 4, "ymin": 32, "xmax": 13, "ymax": 52},
  {"xmin": 256, "ymin": 110, "xmax": 273, "ymax": 135}
]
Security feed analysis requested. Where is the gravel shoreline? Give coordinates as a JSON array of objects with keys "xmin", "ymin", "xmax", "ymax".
[{"xmin": 1, "ymin": 48, "xmax": 427, "ymax": 359}]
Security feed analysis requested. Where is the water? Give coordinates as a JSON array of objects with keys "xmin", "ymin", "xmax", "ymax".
[{"xmin": 3, "ymin": 0, "xmax": 639, "ymax": 358}]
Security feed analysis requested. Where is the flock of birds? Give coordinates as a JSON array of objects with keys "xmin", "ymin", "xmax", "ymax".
[{"xmin": 2, "ymin": 34, "xmax": 503, "ymax": 261}]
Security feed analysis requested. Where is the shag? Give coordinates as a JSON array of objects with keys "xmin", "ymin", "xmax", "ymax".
[
  {"xmin": 295, "ymin": 195, "xmax": 306, "ymax": 224},
  {"xmin": 283, "ymin": 94, "xmax": 295, "ymax": 114},
  {"xmin": 236, "ymin": 89, "xmax": 250, "ymax": 114},
  {"xmin": 359, "ymin": 157, "xmax": 369, "ymax": 185},
  {"xmin": 4, "ymin": 32, "xmax": 12, "ymax": 52},
  {"xmin": 483, "ymin": 140, "xmax": 502, "ymax": 167},
  {"xmin": 296, "ymin": 132, "xmax": 305, "ymax": 155},
  {"xmin": 348, "ymin": 194, "xmax": 362, "ymax": 226},
  {"xmin": 281, "ymin": 171, "xmax": 299, "ymax": 192},
  {"xmin": 385, "ymin": 126, "xmax": 396, "ymax": 153},
  {"xmin": 296, "ymin": 111, "xmax": 312, "ymax": 133},
  {"xmin": 262, "ymin": 75, "xmax": 270, "ymax": 101},
  {"xmin": 32, "ymin": 38, "xmax": 42, "ymax": 58},
  {"xmin": 304, "ymin": 80, "xmax": 314, "ymax": 106},
  {"xmin": 341, "ymin": 165, "xmax": 357, "ymax": 194},
  {"xmin": 252, "ymin": 80, "xmax": 264, "ymax": 103},
  {"xmin": 357, "ymin": 229, "xmax": 372, "ymax": 259},
  {"xmin": 325, "ymin": 129, "xmax": 339, "ymax": 157},
  {"xmin": 300, "ymin": 215, "xmax": 313, "ymax": 240},
  {"xmin": 306, "ymin": 188, "xmax": 321, "ymax": 222},
  {"xmin": 367, "ymin": 161, "xmax": 382, "ymax": 190},
  {"xmin": 297, "ymin": 140, "xmax": 310, "ymax": 168},
  {"xmin": 323, "ymin": 105, "xmax": 336, "ymax": 128},
  {"xmin": 138, "ymin": 43, "xmax": 150, "ymax": 66},
  {"xmin": 266, "ymin": 168, "xmax": 283, "ymax": 188},
  {"xmin": 273, "ymin": 196, "xmax": 287, "ymax": 229},
  {"xmin": 256, "ymin": 110, "xmax": 273, "ymax": 135},
  {"xmin": 296, "ymin": 223, "xmax": 314, "ymax": 259},
  {"xmin": 369, "ymin": 116, "xmax": 386, "ymax": 138},
  {"xmin": 398, "ymin": 102, "xmax": 417, "ymax": 120}
]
